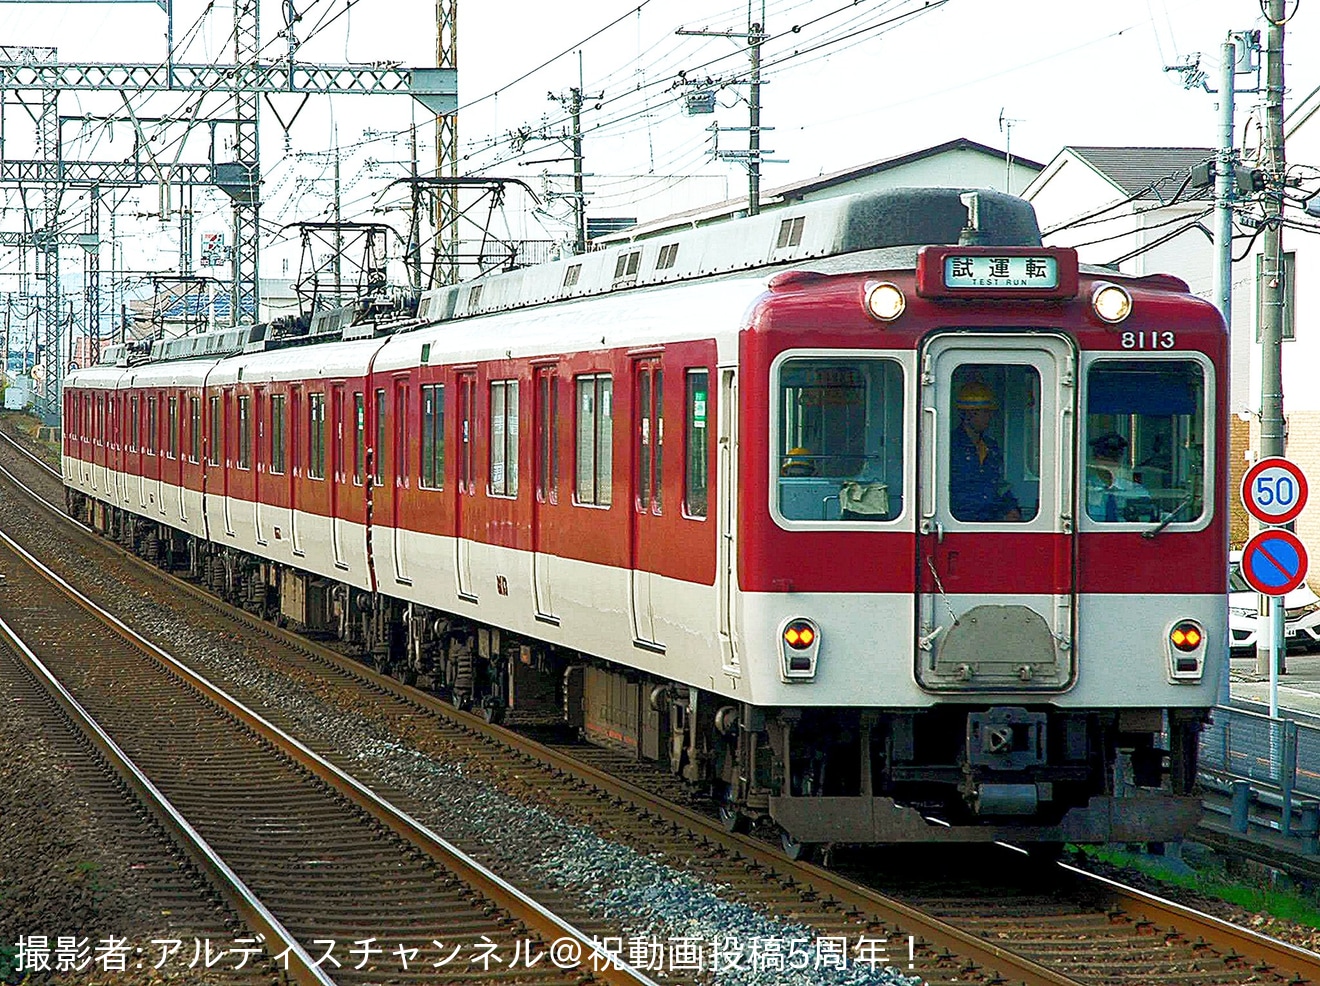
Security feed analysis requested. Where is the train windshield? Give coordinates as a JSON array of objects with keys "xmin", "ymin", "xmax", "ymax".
[
  {"xmin": 776, "ymin": 357, "xmax": 903, "ymax": 522},
  {"xmin": 1084, "ymin": 359, "xmax": 1206, "ymax": 525}
]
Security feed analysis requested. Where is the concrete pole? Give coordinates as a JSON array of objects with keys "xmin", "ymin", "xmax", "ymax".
[
  {"xmin": 1256, "ymin": 1, "xmax": 1287, "ymax": 682},
  {"xmin": 1215, "ymin": 38, "xmax": 1236, "ymax": 707}
]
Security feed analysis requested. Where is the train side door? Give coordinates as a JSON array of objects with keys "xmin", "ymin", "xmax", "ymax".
[
  {"xmin": 718, "ymin": 367, "xmax": 738, "ymax": 672},
  {"xmin": 331, "ymin": 384, "xmax": 348, "ymax": 569},
  {"xmin": 629, "ymin": 357, "xmax": 664, "ymax": 651},
  {"xmin": 916, "ymin": 333, "xmax": 1076, "ymax": 691},
  {"xmin": 532, "ymin": 364, "xmax": 559, "ymax": 624},
  {"xmin": 253, "ymin": 387, "xmax": 266, "ymax": 544},
  {"xmin": 391, "ymin": 377, "xmax": 410, "ymax": 584},
  {"xmin": 290, "ymin": 384, "xmax": 304, "ymax": 555},
  {"xmin": 454, "ymin": 371, "xmax": 477, "ymax": 601}
]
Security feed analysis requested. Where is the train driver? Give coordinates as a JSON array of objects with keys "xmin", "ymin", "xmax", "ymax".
[
  {"xmin": 949, "ymin": 382, "xmax": 1023, "ymax": 522},
  {"xmin": 1086, "ymin": 432, "xmax": 1156, "ymax": 522}
]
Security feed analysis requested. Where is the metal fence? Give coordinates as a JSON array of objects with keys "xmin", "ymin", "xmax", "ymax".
[{"xmin": 1199, "ymin": 704, "xmax": 1320, "ymax": 847}]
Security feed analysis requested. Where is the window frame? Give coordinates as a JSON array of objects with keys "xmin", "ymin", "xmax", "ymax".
[
  {"xmin": 1079, "ymin": 351, "xmax": 1215, "ymax": 534},
  {"xmin": 308, "ymin": 392, "xmax": 326, "ymax": 480},
  {"xmin": 768, "ymin": 348, "xmax": 909, "ymax": 530},
  {"xmin": 488, "ymin": 378, "xmax": 519, "ymax": 498},
  {"xmin": 269, "ymin": 393, "xmax": 286, "ymax": 475},
  {"xmin": 683, "ymin": 368, "xmax": 710, "ymax": 520},
  {"xmin": 420, "ymin": 383, "xmax": 445, "ymax": 490},
  {"xmin": 237, "ymin": 395, "xmax": 251, "ymax": 470},
  {"xmin": 574, "ymin": 373, "xmax": 613, "ymax": 508}
]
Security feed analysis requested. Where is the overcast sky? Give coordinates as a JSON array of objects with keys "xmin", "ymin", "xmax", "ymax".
[{"xmin": 0, "ymin": 0, "xmax": 1314, "ymax": 276}]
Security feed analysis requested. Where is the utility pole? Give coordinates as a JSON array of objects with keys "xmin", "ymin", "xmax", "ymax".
[
  {"xmin": 1257, "ymin": 0, "xmax": 1288, "ymax": 687},
  {"xmin": 678, "ymin": 3, "xmax": 774, "ymax": 217},
  {"xmin": 748, "ymin": 10, "xmax": 763, "ymax": 216},
  {"xmin": 570, "ymin": 85, "xmax": 586, "ymax": 254}
]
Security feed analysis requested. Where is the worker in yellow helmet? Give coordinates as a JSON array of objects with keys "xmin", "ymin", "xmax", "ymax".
[
  {"xmin": 781, "ymin": 446, "xmax": 817, "ymax": 477},
  {"xmin": 949, "ymin": 381, "xmax": 1022, "ymax": 522}
]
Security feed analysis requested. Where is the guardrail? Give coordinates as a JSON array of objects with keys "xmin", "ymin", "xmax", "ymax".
[{"xmin": 1199, "ymin": 704, "xmax": 1320, "ymax": 852}]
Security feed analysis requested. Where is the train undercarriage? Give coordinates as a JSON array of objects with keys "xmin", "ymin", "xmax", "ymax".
[{"xmin": 71, "ymin": 492, "xmax": 1206, "ymax": 855}]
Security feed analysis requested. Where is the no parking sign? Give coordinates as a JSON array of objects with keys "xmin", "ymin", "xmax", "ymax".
[{"xmin": 1240, "ymin": 528, "xmax": 1310, "ymax": 597}]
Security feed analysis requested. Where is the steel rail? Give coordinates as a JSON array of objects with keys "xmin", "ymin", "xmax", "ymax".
[
  {"xmin": 1058, "ymin": 861, "xmax": 1320, "ymax": 982},
  {"xmin": 0, "ymin": 614, "xmax": 336, "ymax": 986},
  {"xmin": 0, "ymin": 429, "xmax": 62, "ymax": 479},
  {"xmin": 0, "ymin": 523, "xmax": 660, "ymax": 986}
]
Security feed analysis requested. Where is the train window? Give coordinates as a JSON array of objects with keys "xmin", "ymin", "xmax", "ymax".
[
  {"xmin": 168, "ymin": 397, "xmax": 179, "ymax": 459},
  {"xmin": 489, "ymin": 380, "xmax": 519, "ymax": 497},
  {"xmin": 354, "ymin": 392, "xmax": 365, "ymax": 485},
  {"xmin": 375, "ymin": 388, "xmax": 386, "ymax": 486},
  {"xmin": 1085, "ymin": 359, "xmax": 1206, "ymax": 525},
  {"xmin": 634, "ymin": 363, "xmax": 662, "ymax": 514},
  {"xmin": 421, "ymin": 384, "xmax": 445, "ymax": 489},
  {"xmin": 207, "ymin": 396, "xmax": 221, "ymax": 466},
  {"xmin": 308, "ymin": 393, "xmax": 326, "ymax": 480},
  {"xmin": 948, "ymin": 364, "xmax": 1039, "ymax": 523},
  {"xmin": 776, "ymin": 358, "xmax": 903, "ymax": 522},
  {"xmin": 685, "ymin": 370, "xmax": 709, "ymax": 519},
  {"xmin": 189, "ymin": 397, "xmax": 201, "ymax": 463},
  {"xmin": 270, "ymin": 394, "xmax": 286, "ymax": 474},
  {"xmin": 130, "ymin": 396, "xmax": 140, "ymax": 452},
  {"xmin": 237, "ymin": 396, "xmax": 251, "ymax": 469},
  {"xmin": 148, "ymin": 397, "xmax": 158, "ymax": 454},
  {"xmin": 575, "ymin": 374, "xmax": 613, "ymax": 506},
  {"xmin": 536, "ymin": 368, "xmax": 559, "ymax": 503}
]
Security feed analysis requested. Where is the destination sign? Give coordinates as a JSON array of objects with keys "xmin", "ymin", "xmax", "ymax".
[{"xmin": 942, "ymin": 255, "xmax": 1059, "ymax": 290}]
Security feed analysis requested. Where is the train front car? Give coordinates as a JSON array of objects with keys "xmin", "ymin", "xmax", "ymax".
[{"xmin": 731, "ymin": 189, "xmax": 1226, "ymax": 851}]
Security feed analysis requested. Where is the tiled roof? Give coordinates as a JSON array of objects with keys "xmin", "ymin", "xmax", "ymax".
[{"xmin": 1065, "ymin": 146, "xmax": 1215, "ymax": 200}]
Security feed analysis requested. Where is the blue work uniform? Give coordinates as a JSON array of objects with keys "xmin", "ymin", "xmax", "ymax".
[{"xmin": 949, "ymin": 425, "xmax": 1020, "ymax": 522}]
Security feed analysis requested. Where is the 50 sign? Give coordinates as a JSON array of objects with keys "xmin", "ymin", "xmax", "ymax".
[{"xmin": 1242, "ymin": 456, "xmax": 1309, "ymax": 525}]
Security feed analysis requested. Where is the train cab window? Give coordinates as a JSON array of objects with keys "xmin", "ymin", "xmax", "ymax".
[
  {"xmin": 270, "ymin": 394, "xmax": 286, "ymax": 474},
  {"xmin": 1084, "ymin": 359, "xmax": 1206, "ymax": 525},
  {"xmin": 308, "ymin": 393, "xmax": 326, "ymax": 479},
  {"xmin": 354, "ymin": 392, "xmax": 366, "ymax": 485},
  {"xmin": 421, "ymin": 384, "xmax": 445, "ymax": 489},
  {"xmin": 575, "ymin": 374, "xmax": 613, "ymax": 507},
  {"xmin": 489, "ymin": 380, "xmax": 519, "ymax": 497},
  {"xmin": 948, "ymin": 364, "xmax": 1039, "ymax": 523},
  {"xmin": 189, "ymin": 397, "xmax": 201, "ymax": 463},
  {"xmin": 776, "ymin": 357, "xmax": 903, "ymax": 522},
  {"xmin": 237, "ymin": 396, "xmax": 251, "ymax": 469},
  {"xmin": 685, "ymin": 369, "xmax": 709, "ymax": 519}
]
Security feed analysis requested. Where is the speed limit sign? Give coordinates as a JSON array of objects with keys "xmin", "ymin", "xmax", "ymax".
[{"xmin": 1242, "ymin": 456, "xmax": 1309, "ymax": 525}]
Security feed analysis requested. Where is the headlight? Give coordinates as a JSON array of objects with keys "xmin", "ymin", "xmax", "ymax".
[
  {"xmin": 864, "ymin": 282, "xmax": 906, "ymax": 322},
  {"xmin": 1287, "ymin": 602, "xmax": 1320, "ymax": 618},
  {"xmin": 1228, "ymin": 606, "xmax": 1257, "ymax": 618},
  {"xmin": 1091, "ymin": 282, "xmax": 1133, "ymax": 323}
]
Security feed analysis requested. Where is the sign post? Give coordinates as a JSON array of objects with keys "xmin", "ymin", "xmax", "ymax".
[{"xmin": 1240, "ymin": 457, "xmax": 1311, "ymax": 721}]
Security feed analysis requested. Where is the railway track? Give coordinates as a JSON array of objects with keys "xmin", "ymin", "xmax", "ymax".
[
  {"xmin": 4, "ymin": 425, "xmax": 1320, "ymax": 985},
  {"xmin": 0, "ymin": 514, "xmax": 656, "ymax": 986}
]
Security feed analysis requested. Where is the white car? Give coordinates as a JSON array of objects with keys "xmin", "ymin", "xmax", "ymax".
[{"xmin": 1229, "ymin": 550, "xmax": 1320, "ymax": 654}]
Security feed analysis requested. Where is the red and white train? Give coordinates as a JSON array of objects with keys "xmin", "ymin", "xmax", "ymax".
[{"xmin": 63, "ymin": 187, "xmax": 1227, "ymax": 853}]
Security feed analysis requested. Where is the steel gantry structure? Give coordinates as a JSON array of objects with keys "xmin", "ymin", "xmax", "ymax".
[{"xmin": 0, "ymin": 7, "xmax": 456, "ymax": 423}]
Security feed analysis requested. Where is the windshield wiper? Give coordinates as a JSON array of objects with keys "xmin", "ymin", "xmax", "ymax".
[{"xmin": 1142, "ymin": 494, "xmax": 1195, "ymax": 539}]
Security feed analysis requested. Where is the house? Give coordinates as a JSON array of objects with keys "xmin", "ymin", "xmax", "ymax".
[{"xmin": 595, "ymin": 137, "xmax": 1044, "ymax": 243}]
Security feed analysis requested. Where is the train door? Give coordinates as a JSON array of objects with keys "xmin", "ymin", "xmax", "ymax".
[
  {"xmin": 454, "ymin": 372, "xmax": 477, "ymax": 601},
  {"xmin": 253, "ymin": 387, "xmax": 266, "ymax": 544},
  {"xmin": 717, "ymin": 367, "xmax": 739, "ymax": 672},
  {"xmin": 391, "ymin": 378, "xmax": 410, "ymax": 583},
  {"xmin": 331, "ymin": 385, "xmax": 347, "ymax": 569},
  {"xmin": 916, "ymin": 333, "xmax": 1076, "ymax": 691},
  {"xmin": 221, "ymin": 389, "xmax": 235, "ymax": 535},
  {"xmin": 629, "ymin": 357, "xmax": 664, "ymax": 651},
  {"xmin": 290, "ymin": 384, "xmax": 304, "ymax": 555},
  {"xmin": 532, "ymin": 364, "xmax": 559, "ymax": 623}
]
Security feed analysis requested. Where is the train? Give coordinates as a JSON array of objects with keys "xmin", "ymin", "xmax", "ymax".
[{"xmin": 62, "ymin": 186, "xmax": 1227, "ymax": 854}]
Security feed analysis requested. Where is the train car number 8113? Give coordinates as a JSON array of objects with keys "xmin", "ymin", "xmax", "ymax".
[{"xmin": 1120, "ymin": 330, "xmax": 1176, "ymax": 349}]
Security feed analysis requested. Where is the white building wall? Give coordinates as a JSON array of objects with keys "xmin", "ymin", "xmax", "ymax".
[{"xmin": 798, "ymin": 148, "xmax": 1038, "ymax": 200}]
